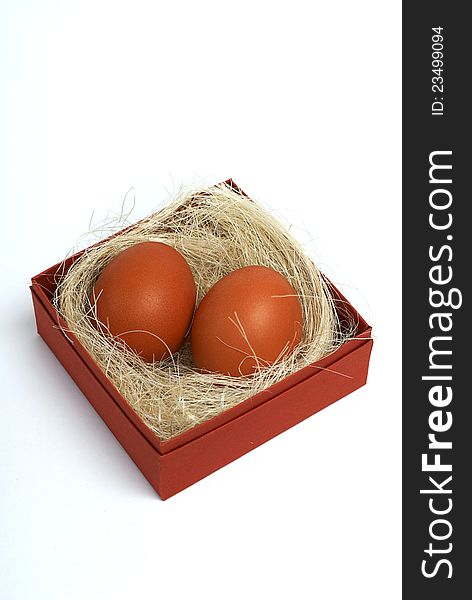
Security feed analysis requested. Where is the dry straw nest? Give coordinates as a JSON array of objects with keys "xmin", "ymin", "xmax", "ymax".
[{"xmin": 55, "ymin": 182, "xmax": 352, "ymax": 441}]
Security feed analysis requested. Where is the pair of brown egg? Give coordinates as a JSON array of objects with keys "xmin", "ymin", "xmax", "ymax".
[{"xmin": 92, "ymin": 242, "xmax": 303, "ymax": 377}]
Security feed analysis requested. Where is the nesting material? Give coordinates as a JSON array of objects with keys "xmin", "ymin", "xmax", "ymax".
[{"xmin": 54, "ymin": 182, "xmax": 353, "ymax": 441}]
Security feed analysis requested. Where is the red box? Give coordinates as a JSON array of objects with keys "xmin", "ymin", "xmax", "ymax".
[{"xmin": 30, "ymin": 188, "xmax": 373, "ymax": 499}]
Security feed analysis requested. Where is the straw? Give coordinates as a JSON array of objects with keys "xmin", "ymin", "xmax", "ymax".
[{"xmin": 54, "ymin": 182, "xmax": 354, "ymax": 441}]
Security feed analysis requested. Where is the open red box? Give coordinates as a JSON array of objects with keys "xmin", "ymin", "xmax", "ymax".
[{"xmin": 30, "ymin": 185, "xmax": 373, "ymax": 499}]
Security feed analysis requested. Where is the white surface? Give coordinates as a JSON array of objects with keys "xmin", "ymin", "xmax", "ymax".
[{"xmin": 0, "ymin": 2, "xmax": 401, "ymax": 599}]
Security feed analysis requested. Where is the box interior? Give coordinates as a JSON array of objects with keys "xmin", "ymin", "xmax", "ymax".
[
  {"xmin": 31, "ymin": 179, "xmax": 371, "ymax": 455},
  {"xmin": 32, "ymin": 253, "xmax": 371, "ymax": 457}
]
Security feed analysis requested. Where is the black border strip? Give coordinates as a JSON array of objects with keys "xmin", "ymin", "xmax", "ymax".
[{"xmin": 403, "ymin": 4, "xmax": 467, "ymax": 596}]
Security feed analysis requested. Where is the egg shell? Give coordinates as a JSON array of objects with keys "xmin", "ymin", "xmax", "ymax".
[
  {"xmin": 190, "ymin": 265, "xmax": 303, "ymax": 376},
  {"xmin": 93, "ymin": 242, "xmax": 196, "ymax": 362}
]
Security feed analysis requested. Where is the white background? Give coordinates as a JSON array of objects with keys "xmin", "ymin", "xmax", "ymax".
[{"xmin": 0, "ymin": 1, "xmax": 401, "ymax": 599}]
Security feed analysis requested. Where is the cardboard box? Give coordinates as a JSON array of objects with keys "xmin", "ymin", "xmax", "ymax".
[{"xmin": 30, "ymin": 186, "xmax": 373, "ymax": 499}]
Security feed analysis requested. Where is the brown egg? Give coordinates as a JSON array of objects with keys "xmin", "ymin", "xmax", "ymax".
[
  {"xmin": 190, "ymin": 266, "xmax": 303, "ymax": 376},
  {"xmin": 92, "ymin": 242, "xmax": 196, "ymax": 362}
]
